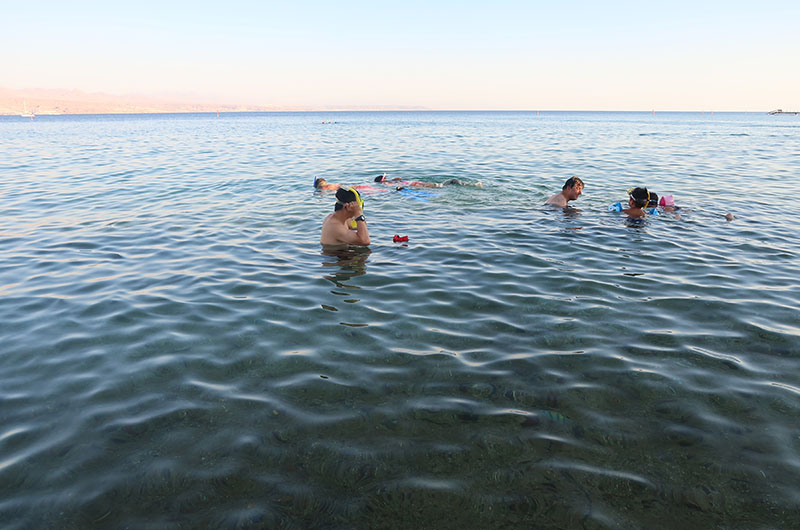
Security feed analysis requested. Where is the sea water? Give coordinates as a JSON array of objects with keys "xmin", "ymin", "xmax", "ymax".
[{"xmin": 1, "ymin": 111, "xmax": 799, "ymax": 528}]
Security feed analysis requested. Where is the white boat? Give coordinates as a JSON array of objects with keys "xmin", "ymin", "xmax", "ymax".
[{"xmin": 20, "ymin": 101, "xmax": 35, "ymax": 119}]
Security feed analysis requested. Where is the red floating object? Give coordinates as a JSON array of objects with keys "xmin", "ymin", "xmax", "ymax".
[{"xmin": 393, "ymin": 235, "xmax": 409, "ymax": 243}]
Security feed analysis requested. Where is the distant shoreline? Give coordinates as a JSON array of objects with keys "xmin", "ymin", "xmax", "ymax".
[
  {"xmin": 0, "ymin": 109, "xmax": 781, "ymax": 117},
  {"xmin": 0, "ymin": 88, "xmax": 786, "ymax": 116},
  {"xmin": 0, "ymin": 87, "xmax": 431, "ymax": 116}
]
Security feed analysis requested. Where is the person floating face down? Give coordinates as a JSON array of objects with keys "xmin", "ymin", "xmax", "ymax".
[
  {"xmin": 374, "ymin": 173, "xmax": 482, "ymax": 188},
  {"xmin": 320, "ymin": 187, "xmax": 370, "ymax": 247},
  {"xmin": 374, "ymin": 174, "xmax": 440, "ymax": 188},
  {"xmin": 314, "ymin": 176, "xmax": 379, "ymax": 192},
  {"xmin": 545, "ymin": 176, "xmax": 584, "ymax": 208}
]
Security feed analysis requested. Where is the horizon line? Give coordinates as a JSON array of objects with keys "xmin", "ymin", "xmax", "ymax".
[{"xmin": 1, "ymin": 109, "xmax": 785, "ymax": 117}]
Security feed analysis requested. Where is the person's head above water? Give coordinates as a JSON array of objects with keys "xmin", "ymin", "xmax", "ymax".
[
  {"xmin": 628, "ymin": 187, "xmax": 649, "ymax": 208},
  {"xmin": 374, "ymin": 173, "xmax": 402, "ymax": 183},
  {"xmin": 648, "ymin": 191, "xmax": 659, "ymax": 207},
  {"xmin": 334, "ymin": 186, "xmax": 363, "ymax": 211},
  {"xmin": 314, "ymin": 176, "xmax": 344, "ymax": 191},
  {"xmin": 562, "ymin": 176, "xmax": 584, "ymax": 201},
  {"xmin": 563, "ymin": 176, "xmax": 584, "ymax": 191},
  {"xmin": 545, "ymin": 176, "xmax": 584, "ymax": 207}
]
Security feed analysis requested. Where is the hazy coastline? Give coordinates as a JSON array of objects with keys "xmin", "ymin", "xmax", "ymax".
[{"xmin": 0, "ymin": 87, "xmax": 427, "ymax": 115}]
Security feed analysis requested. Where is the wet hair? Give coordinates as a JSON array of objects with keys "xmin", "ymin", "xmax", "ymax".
[
  {"xmin": 334, "ymin": 188, "xmax": 357, "ymax": 211},
  {"xmin": 648, "ymin": 191, "xmax": 659, "ymax": 207},
  {"xmin": 314, "ymin": 178, "xmax": 325, "ymax": 189},
  {"xmin": 374, "ymin": 175, "xmax": 386, "ymax": 183},
  {"xmin": 562, "ymin": 176, "xmax": 584, "ymax": 190},
  {"xmin": 629, "ymin": 187, "xmax": 649, "ymax": 208}
]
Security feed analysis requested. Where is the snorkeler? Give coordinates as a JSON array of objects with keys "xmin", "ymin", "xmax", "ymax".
[
  {"xmin": 314, "ymin": 177, "xmax": 377, "ymax": 192},
  {"xmin": 609, "ymin": 187, "xmax": 650, "ymax": 218},
  {"xmin": 313, "ymin": 177, "xmax": 341, "ymax": 191},
  {"xmin": 545, "ymin": 176, "xmax": 584, "ymax": 208},
  {"xmin": 320, "ymin": 187, "xmax": 370, "ymax": 247},
  {"xmin": 374, "ymin": 173, "xmax": 482, "ymax": 188}
]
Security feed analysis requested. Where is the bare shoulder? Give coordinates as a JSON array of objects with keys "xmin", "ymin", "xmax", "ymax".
[
  {"xmin": 320, "ymin": 213, "xmax": 333, "ymax": 231},
  {"xmin": 321, "ymin": 214, "xmax": 345, "ymax": 245},
  {"xmin": 545, "ymin": 193, "xmax": 566, "ymax": 207}
]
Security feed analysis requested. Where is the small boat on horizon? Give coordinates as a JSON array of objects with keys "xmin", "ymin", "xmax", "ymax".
[
  {"xmin": 20, "ymin": 101, "xmax": 35, "ymax": 119},
  {"xmin": 768, "ymin": 109, "xmax": 799, "ymax": 115}
]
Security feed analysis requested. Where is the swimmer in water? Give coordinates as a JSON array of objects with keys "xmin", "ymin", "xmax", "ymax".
[
  {"xmin": 320, "ymin": 187, "xmax": 370, "ymax": 247},
  {"xmin": 622, "ymin": 187, "xmax": 650, "ymax": 218},
  {"xmin": 657, "ymin": 194, "xmax": 682, "ymax": 219},
  {"xmin": 314, "ymin": 177, "xmax": 382, "ymax": 193},
  {"xmin": 659, "ymin": 194, "xmax": 678, "ymax": 212},
  {"xmin": 314, "ymin": 177, "xmax": 341, "ymax": 191},
  {"xmin": 374, "ymin": 174, "xmax": 483, "ymax": 188},
  {"xmin": 545, "ymin": 176, "xmax": 584, "ymax": 208}
]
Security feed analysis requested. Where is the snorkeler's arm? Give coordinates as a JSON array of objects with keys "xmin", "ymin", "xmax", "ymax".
[
  {"xmin": 332, "ymin": 220, "xmax": 369, "ymax": 246},
  {"xmin": 322, "ymin": 220, "xmax": 365, "ymax": 246},
  {"xmin": 351, "ymin": 218, "xmax": 370, "ymax": 246},
  {"xmin": 347, "ymin": 202, "xmax": 370, "ymax": 245}
]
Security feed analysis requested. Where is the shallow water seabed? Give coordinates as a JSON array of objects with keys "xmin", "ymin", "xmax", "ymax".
[{"xmin": 1, "ymin": 111, "xmax": 799, "ymax": 529}]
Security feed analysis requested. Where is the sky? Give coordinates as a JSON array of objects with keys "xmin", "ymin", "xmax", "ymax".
[{"xmin": 2, "ymin": 0, "xmax": 799, "ymax": 111}]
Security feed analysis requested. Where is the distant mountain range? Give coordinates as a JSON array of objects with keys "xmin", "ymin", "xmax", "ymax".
[
  {"xmin": 0, "ymin": 87, "xmax": 426, "ymax": 115},
  {"xmin": 0, "ymin": 87, "xmax": 282, "ymax": 115}
]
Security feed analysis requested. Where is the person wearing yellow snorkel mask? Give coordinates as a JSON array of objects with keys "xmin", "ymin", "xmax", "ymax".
[{"xmin": 320, "ymin": 187, "xmax": 370, "ymax": 247}]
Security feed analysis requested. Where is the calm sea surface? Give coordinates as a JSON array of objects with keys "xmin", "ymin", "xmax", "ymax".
[{"xmin": 1, "ymin": 111, "xmax": 799, "ymax": 529}]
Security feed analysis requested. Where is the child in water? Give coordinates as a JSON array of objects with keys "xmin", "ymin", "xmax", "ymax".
[
  {"xmin": 609, "ymin": 187, "xmax": 650, "ymax": 218},
  {"xmin": 659, "ymin": 194, "xmax": 676, "ymax": 212},
  {"xmin": 658, "ymin": 194, "xmax": 682, "ymax": 219}
]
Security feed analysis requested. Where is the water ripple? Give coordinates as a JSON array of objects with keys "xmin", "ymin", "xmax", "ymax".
[{"xmin": 1, "ymin": 112, "xmax": 799, "ymax": 528}]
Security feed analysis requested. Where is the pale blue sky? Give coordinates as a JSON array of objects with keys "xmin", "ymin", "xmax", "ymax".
[{"xmin": 3, "ymin": 0, "xmax": 798, "ymax": 110}]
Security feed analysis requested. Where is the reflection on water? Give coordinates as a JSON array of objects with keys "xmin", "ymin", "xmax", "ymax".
[
  {"xmin": 321, "ymin": 246, "xmax": 370, "ymax": 291},
  {"xmin": 625, "ymin": 217, "xmax": 648, "ymax": 229},
  {"xmin": 561, "ymin": 206, "xmax": 583, "ymax": 219},
  {"xmin": 320, "ymin": 247, "xmax": 371, "ymax": 320}
]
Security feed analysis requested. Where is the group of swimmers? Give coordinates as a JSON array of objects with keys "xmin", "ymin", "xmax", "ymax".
[
  {"xmin": 546, "ymin": 176, "xmax": 688, "ymax": 219},
  {"xmin": 320, "ymin": 174, "xmax": 732, "ymax": 247}
]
